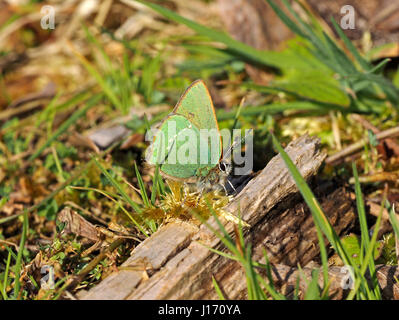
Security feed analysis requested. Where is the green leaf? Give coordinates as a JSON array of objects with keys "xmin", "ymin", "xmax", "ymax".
[
  {"xmin": 37, "ymin": 198, "xmax": 58, "ymax": 221},
  {"xmin": 150, "ymin": 165, "xmax": 161, "ymax": 205},
  {"xmin": 217, "ymin": 100, "xmax": 346, "ymax": 121},
  {"xmin": 393, "ymin": 67, "xmax": 399, "ymax": 88},
  {"xmin": 348, "ymin": 73, "xmax": 399, "ymax": 104},
  {"xmin": 337, "ymin": 234, "xmax": 382, "ymax": 266},
  {"xmin": 304, "ymin": 269, "xmax": 321, "ymax": 300},
  {"xmin": 140, "ymin": 53, "xmax": 162, "ymax": 104},
  {"xmin": 272, "ymin": 70, "xmax": 350, "ymax": 106},
  {"xmin": 135, "ymin": 0, "xmax": 284, "ymax": 69},
  {"xmin": 367, "ymin": 130, "xmax": 378, "ymax": 147}
]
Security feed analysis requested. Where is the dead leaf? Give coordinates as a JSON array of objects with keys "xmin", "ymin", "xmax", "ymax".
[
  {"xmin": 120, "ymin": 133, "xmax": 144, "ymax": 149},
  {"xmin": 88, "ymin": 125, "xmax": 128, "ymax": 149},
  {"xmin": 57, "ymin": 207, "xmax": 100, "ymax": 243},
  {"xmin": 68, "ymin": 132, "xmax": 100, "ymax": 153}
]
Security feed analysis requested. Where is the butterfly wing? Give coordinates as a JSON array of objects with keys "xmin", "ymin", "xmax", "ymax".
[
  {"xmin": 173, "ymin": 80, "xmax": 222, "ymax": 165},
  {"xmin": 148, "ymin": 115, "xmax": 211, "ymax": 179}
]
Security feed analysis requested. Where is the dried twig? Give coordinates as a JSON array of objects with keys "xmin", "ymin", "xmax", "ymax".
[
  {"xmin": 326, "ymin": 126, "xmax": 399, "ymax": 165},
  {"xmin": 351, "ymin": 114, "xmax": 399, "ymax": 156}
]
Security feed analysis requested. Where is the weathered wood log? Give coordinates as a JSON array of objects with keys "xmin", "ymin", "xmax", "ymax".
[{"xmin": 78, "ymin": 134, "xmax": 355, "ymax": 299}]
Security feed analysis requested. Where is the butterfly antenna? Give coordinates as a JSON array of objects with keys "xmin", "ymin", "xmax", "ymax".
[
  {"xmin": 231, "ymin": 96, "xmax": 246, "ymax": 132},
  {"xmin": 222, "ymin": 128, "xmax": 254, "ymax": 162}
]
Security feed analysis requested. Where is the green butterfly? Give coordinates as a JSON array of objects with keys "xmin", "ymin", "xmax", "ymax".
[{"xmin": 146, "ymin": 80, "xmax": 232, "ymax": 192}]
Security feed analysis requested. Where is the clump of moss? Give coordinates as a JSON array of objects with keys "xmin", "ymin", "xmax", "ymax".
[{"xmin": 142, "ymin": 181, "xmax": 247, "ymax": 226}]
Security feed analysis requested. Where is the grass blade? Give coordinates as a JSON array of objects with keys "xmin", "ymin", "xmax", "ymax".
[
  {"xmin": 321, "ymin": 31, "xmax": 357, "ymax": 75},
  {"xmin": 216, "ymin": 100, "xmax": 347, "ymax": 122},
  {"xmin": 314, "ymin": 223, "xmax": 329, "ymax": 290},
  {"xmin": 352, "ymin": 163, "xmax": 370, "ymax": 261},
  {"xmin": 304, "ymin": 269, "xmax": 321, "ymax": 300},
  {"xmin": 270, "ymin": 133, "xmax": 366, "ymax": 290},
  {"xmin": 134, "ymin": 0, "xmax": 283, "ymax": 69},
  {"xmin": 212, "ymin": 276, "xmax": 226, "ymax": 300},
  {"xmin": 367, "ymin": 58, "xmax": 391, "ymax": 75},
  {"xmin": 93, "ymin": 158, "xmax": 141, "ymax": 213},
  {"xmin": 1, "ymin": 250, "xmax": 12, "ymax": 300},
  {"xmin": 134, "ymin": 162, "xmax": 150, "ymax": 207},
  {"xmin": 388, "ymin": 203, "xmax": 399, "ymax": 239},
  {"xmin": 265, "ymin": 0, "xmax": 307, "ymax": 39},
  {"xmin": 69, "ymin": 41, "xmax": 124, "ymax": 111},
  {"xmin": 93, "ymin": 158, "xmax": 157, "ymax": 233},
  {"xmin": 150, "ymin": 165, "xmax": 160, "ymax": 206},
  {"xmin": 13, "ymin": 212, "xmax": 28, "ymax": 299},
  {"xmin": 347, "ymin": 201, "xmax": 383, "ymax": 300},
  {"xmin": 330, "ymin": 18, "xmax": 370, "ymax": 71},
  {"xmin": 29, "ymin": 94, "xmax": 102, "ymax": 161}
]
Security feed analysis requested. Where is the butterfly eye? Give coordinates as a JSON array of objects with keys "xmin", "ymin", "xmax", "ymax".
[{"xmin": 219, "ymin": 161, "xmax": 230, "ymax": 173}]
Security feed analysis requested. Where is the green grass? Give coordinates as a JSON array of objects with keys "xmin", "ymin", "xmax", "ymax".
[
  {"xmin": 136, "ymin": 0, "xmax": 399, "ymax": 115},
  {"xmin": 29, "ymin": 94, "xmax": 102, "ymax": 162},
  {"xmin": 272, "ymin": 134, "xmax": 384, "ymax": 299},
  {"xmin": 0, "ymin": 212, "xmax": 29, "ymax": 300},
  {"xmin": 93, "ymin": 158, "xmax": 156, "ymax": 234}
]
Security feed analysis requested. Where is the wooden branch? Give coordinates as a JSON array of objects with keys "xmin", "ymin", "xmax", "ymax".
[
  {"xmin": 326, "ymin": 126, "xmax": 399, "ymax": 165},
  {"xmin": 350, "ymin": 114, "xmax": 399, "ymax": 156},
  {"xmin": 77, "ymin": 134, "xmax": 356, "ymax": 300}
]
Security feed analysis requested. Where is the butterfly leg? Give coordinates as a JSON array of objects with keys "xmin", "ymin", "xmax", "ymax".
[
  {"xmin": 182, "ymin": 182, "xmax": 189, "ymax": 207},
  {"xmin": 196, "ymin": 187, "xmax": 204, "ymax": 206},
  {"xmin": 226, "ymin": 179, "xmax": 236, "ymax": 195},
  {"xmin": 194, "ymin": 178, "xmax": 207, "ymax": 205}
]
